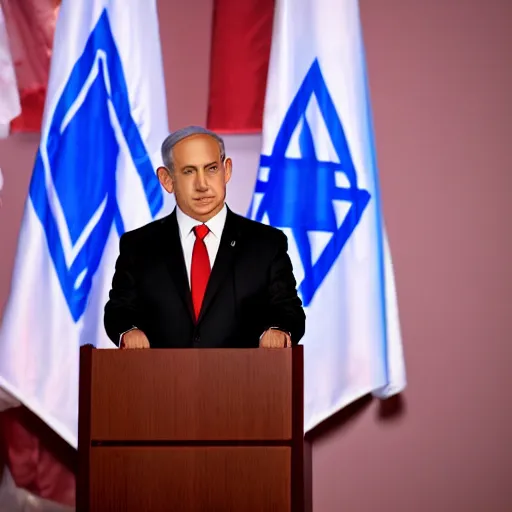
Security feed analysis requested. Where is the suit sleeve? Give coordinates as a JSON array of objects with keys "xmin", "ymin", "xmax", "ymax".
[
  {"xmin": 266, "ymin": 231, "xmax": 306, "ymax": 345},
  {"xmin": 104, "ymin": 234, "xmax": 142, "ymax": 346}
]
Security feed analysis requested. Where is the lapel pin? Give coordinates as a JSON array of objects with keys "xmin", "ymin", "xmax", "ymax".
[{"xmin": 231, "ymin": 240, "xmax": 236, "ymax": 247}]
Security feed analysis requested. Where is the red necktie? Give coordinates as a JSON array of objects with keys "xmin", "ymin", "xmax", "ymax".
[{"xmin": 191, "ymin": 224, "xmax": 211, "ymax": 320}]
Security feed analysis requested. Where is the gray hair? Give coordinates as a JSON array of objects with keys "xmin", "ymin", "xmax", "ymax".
[{"xmin": 161, "ymin": 126, "xmax": 226, "ymax": 172}]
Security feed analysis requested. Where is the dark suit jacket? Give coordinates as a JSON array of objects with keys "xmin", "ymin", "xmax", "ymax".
[{"xmin": 104, "ymin": 207, "xmax": 306, "ymax": 348}]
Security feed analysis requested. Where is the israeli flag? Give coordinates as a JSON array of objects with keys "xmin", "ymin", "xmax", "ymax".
[
  {"xmin": 0, "ymin": 0, "xmax": 171, "ymax": 447},
  {"xmin": 249, "ymin": 0, "xmax": 406, "ymax": 431}
]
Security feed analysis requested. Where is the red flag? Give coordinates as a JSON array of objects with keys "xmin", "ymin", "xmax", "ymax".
[
  {"xmin": 1, "ymin": 0, "xmax": 59, "ymax": 133},
  {"xmin": 207, "ymin": 0, "xmax": 274, "ymax": 133}
]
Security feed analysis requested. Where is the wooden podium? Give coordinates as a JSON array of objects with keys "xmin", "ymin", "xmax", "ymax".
[{"xmin": 77, "ymin": 345, "xmax": 304, "ymax": 511}]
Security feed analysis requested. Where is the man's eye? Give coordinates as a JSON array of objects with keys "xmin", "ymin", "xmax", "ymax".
[{"xmin": 209, "ymin": 166, "xmax": 218, "ymax": 172}]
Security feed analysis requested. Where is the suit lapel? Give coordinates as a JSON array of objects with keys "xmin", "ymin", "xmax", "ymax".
[
  {"xmin": 159, "ymin": 211, "xmax": 195, "ymax": 320},
  {"xmin": 197, "ymin": 209, "xmax": 241, "ymax": 324}
]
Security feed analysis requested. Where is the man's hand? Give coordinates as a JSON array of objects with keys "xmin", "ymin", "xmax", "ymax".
[
  {"xmin": 120, "ymin": 329, "xmax": 150, "ymax": 349},
  {"xmin": 259, "ymin": 328, "xmax": 291, "ymax": 348}
]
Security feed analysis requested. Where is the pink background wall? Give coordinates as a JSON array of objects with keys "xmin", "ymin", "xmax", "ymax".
[{"xmin": 1, "ymin": 0, "xmax": 511, "ymax": 510}]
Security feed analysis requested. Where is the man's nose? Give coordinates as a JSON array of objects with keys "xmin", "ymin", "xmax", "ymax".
[{"xmin": 195, "ymin": 171, "xmax": 208, "ymax": 190}]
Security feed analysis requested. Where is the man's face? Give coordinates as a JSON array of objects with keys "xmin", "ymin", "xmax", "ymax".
[{"xmin": 158, "ymin": 134, "xmax": 232, "ymax": 222}]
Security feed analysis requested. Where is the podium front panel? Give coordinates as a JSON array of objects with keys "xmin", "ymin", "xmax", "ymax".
[
  {"xmin": 90, "ymin": 446, "xmax": 291, "ymax": 511},
  {"xmin": 78, "ymin": 346, "xmax": 305, "ymax": 511},
  {"xmin": 89, "ymin": 348, "xmax": 293, "ymax": 441}
]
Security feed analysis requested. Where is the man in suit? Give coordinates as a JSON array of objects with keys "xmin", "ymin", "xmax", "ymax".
[{"xmin": 104, "ymin": 126, "xmax": 305, "ymax": 349}]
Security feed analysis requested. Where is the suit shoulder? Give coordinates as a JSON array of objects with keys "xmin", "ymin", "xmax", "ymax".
[{"xmin": 120, "ymin": 214, "xmax": 170, "ymax": 246}]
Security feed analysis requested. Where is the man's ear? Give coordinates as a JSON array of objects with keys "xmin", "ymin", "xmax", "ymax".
[
  {"xmin": 157, "ymin": 166, "xmax": 174, "ymax": 193},
  {"xmin": 223, "ymin": 157, "xmax": 232, "ymax": 184}
]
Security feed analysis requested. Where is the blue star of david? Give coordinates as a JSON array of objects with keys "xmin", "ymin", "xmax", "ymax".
[
  {"xmin": 29, "ymin": 9, "xmax": 163, "ymax": 321},
  {"xmin": 249, "ymin": 59, "xmax": 371, "ymax": 306}
]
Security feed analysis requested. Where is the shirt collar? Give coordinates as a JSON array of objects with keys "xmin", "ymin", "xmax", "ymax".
[{"xmin": 176, "ymin": 203, "xmax": 227, "ymax": 240}]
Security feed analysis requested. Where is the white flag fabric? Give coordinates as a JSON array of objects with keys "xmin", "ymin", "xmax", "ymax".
[
  {"xmin": 248, "ymin": 0, "xmax": 406, "ymax": 431},
  {"xmin": 0, "ymin": 4, "xmax": 21, "ymax": 138},
  {"xmin": 0, "ymin": 0, "xmax": 171, "ymax": 447}
]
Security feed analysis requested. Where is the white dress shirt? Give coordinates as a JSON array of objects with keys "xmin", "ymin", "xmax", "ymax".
[{"xmin": 175, "ymin": 203, "xmax": 227, "ymax": 287}]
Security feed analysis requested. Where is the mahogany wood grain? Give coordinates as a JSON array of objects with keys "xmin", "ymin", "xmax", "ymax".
[
  {"xmin": 90, "ymin": 446, "xmax": 290, "ymax": 511},
  {"xmin": 89, "ymin": 348, "xmax": 293, "ymax": 441},
  {"xmin": 78, "ymin": 345, "xmax": 304, "ymax": 511}
]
